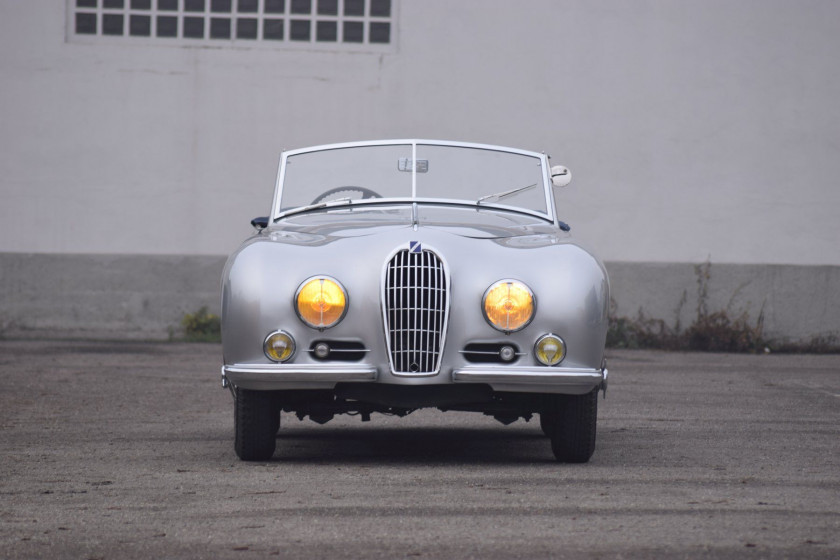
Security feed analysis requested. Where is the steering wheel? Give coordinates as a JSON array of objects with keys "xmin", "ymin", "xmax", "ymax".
[{"xmin": 310, "ymin": 186, "xmax": 383, "ymax": 205}]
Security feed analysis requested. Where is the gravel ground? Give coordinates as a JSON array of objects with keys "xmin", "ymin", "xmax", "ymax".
[{"xmin": 1, "ymin": 341, "xmax": 838, "ymax": 559}]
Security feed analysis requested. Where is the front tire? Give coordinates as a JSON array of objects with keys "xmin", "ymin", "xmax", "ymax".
[
  {"xmin": 543, "ymin": 389, "xmax": 598, "ymax": 463},
  {"xmin": 234, "ymin": 387, "xmax": 279, "ymax": 461},
  {"xmin": 539, "ymin": 413, "xmax": 555, "ymax": 438}
]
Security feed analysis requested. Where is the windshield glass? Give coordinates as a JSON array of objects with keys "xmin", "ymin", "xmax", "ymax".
[
  {"xmin": 416, "ymin": 144, "xmax": 547, "ymax": 214},
  {"xmin": 281, "ymin": 144, "xmax": 413, "ymax": 208},
  {"xmin": 279, "ymin": 142, "xmax": 549, "ymax": 217}
]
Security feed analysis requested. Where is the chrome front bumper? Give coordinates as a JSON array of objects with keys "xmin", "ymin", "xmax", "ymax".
[
  {"xmin": 223, "ymin": 362, "xmax": 607, "ymax": 395},
  {"xmin": 222, "ymin": 364, "xmax": 377, "ymax": 390},
  {"xmin": 452, "ymin": 365, "xmax": 607, "ymax": 395}
]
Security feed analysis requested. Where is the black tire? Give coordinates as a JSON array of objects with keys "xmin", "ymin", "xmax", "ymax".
[
  {"xmin": 233, "ymin": 387, "xmax": 279, "ymax": 461},
  {"xmin": 539, "ymin": 413, "xmax": 555, "ymax": 438},
  {"xmin": 543, "ymin": 389, "xmax": 598, "ymax": 463}
]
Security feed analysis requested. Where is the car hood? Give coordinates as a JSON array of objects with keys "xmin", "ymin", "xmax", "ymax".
[
  {"xmin": 263, "ymin": 204, "xmax": 563, "ymax": 245},
  {"xmin": 224, "ymin": 201, "xmax": 609, "ymax": 371}
]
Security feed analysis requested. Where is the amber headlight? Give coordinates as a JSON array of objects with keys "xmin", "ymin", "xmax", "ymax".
[
  {"xmin": 482, "ymin": 279, "xmax": 535, "ymax": 332},
  {"xmin": 295, "ymin": 276, "xmax": 348, "ymax": 329},
  {"xmin": 535, "ymin": 334, "xmax": 566, "ymax": 366},
  {"xmin": 264, "ymin": 330, "xmax": 295, "ymax": 362}
]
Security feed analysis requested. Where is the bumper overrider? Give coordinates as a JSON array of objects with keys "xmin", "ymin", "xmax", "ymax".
[{"xmin": 221, "ymin": 362, "xmax": 608, "ymax": 395}]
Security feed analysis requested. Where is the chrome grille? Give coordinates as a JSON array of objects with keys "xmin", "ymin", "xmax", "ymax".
[{"xmin": 383, "ymin": 248, "xmax": 449, "ymax": 374}]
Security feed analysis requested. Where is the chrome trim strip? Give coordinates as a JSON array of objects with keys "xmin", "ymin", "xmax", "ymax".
[
  {"xmin": 458, "ymin": 350, "xmax": 527, "ymax": 356},
  {"xmin": 223, "ymin": 363, "xmax": 377, "ymax": 382},
  {"xmin": 310, "ymin": 348, "xmax": 371, "ymax": 354},
  {"xmin": 452, "ymin": 365, "xmax": 605, "ymax": 386},
  {"xmin": 281, "ymin": 139, "xmax": 546, "ymax": 159},
  {"xmin": 275, "ymin": 198, "xmax": 553, "ymax": 223},
  {"xmin": 411, "ymin": 142, "xmax": 418, "ymax": 198}
]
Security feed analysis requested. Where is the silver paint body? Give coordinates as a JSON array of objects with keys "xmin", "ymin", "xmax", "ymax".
[{"xmin": 221, "ymin": 140, "xmax": 609, "ymax": 396}]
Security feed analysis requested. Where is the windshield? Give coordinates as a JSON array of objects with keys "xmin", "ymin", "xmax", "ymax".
[
  {"xmin": 278, "ymin": 141, "xmax": 549, "ymax": 217},
  {"xmin": 281, "ymin": 144, "xmax": 413, "ymax": 209},
  {"xmin": 415, "ymin": 144, "xmax": 547, "ymax": 213}
]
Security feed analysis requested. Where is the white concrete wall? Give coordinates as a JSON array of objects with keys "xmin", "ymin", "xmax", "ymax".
[{"xmin": 2, "ymin": 0, "xmax": 840, "ymax": 265}]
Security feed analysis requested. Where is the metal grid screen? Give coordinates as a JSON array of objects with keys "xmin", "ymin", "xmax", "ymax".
[{"xmin": 384, "ymin": 249, "xmax": 448, "ymax": 374}]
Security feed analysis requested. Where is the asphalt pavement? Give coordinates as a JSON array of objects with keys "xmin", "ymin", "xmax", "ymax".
[{"xmin": 1, "ymin": 341, "xmax": 838, "ymax": 559}]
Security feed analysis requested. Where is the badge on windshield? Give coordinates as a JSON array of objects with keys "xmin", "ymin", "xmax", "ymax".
[{"xmin": 398, "ymin": 158, "xmax": 429, "ymax": 173}]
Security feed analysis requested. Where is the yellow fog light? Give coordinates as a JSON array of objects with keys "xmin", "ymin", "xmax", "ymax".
[
  {"xmin": 535, "ymin": 334, "xmax": 566, "ymax": 366},
  {"xmin": 264, "ymin": 330, "xmax": 295, "ymax": 362},
  {"xmin": 482, "ymin": 280, "xmax": 535, "ymax": 332},
  {"xmin": 295, "ymin": 276, "xmax": 348, "ymax": 329}
]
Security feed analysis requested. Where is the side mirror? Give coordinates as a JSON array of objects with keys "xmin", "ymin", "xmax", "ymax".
[
  {"xmin": 550, "ymin": 165, "xmax": 572, "ymax": 188},
  {"xmin": 251, "ymin": 216, "xmax": 269, "ymax": 230}
]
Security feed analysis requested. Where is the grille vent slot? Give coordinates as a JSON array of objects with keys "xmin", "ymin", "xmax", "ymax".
[
  {"xmin": 383, "ymin": 248, "xmax": 449, "ymax": 374},
  {"xmin": 308, "ymin": 341, "xmax": 367, "ymax": 362},
  {"xmin": 461, "ymin": 343, "xmax": 521, "ymax": 364}
]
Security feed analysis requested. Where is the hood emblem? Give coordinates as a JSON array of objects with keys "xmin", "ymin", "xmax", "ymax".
[{"xmin": 409, "ymin": 241, "xmax": 422, "ymax": 253}]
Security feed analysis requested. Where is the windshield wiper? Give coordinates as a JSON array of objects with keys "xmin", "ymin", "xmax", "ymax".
[
  {"xmin": 274, "ymin": 197, "xmax": 352, "ymax": 221},
  {"xmin": 476, "ymin": 183, "xmax": 537, "ymax": 204}
]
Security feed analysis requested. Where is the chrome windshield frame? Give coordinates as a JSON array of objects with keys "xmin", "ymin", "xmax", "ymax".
[{"xmin": 271, "ymin": 139, "xmax": 559, "ymax": 226}]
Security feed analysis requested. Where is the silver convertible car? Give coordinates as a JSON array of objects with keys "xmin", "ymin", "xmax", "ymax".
[{"xmin": 221, "ymin": 140, "xmax": 609, "ymax": 462}]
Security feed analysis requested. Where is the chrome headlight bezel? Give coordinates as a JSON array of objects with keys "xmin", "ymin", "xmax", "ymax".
[
  {"xmin": 294, "ymin": 275, "xmax": 349, "ymax": 330},
  {"xmin": 481, "ymin": 279, "xmax": 536, "ymax": 333},
  {"xmin": 534, "ymin": 333, "xmax": 566, "ymax": 366},
  {"xmin": 263, "ymin": 330, "xmax": 296, "ymax": 363}
]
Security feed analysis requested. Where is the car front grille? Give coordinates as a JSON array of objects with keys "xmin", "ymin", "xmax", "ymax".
[{"xmin": 383, "ymin": 247, "xmax": 449, "ymax": 374}]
